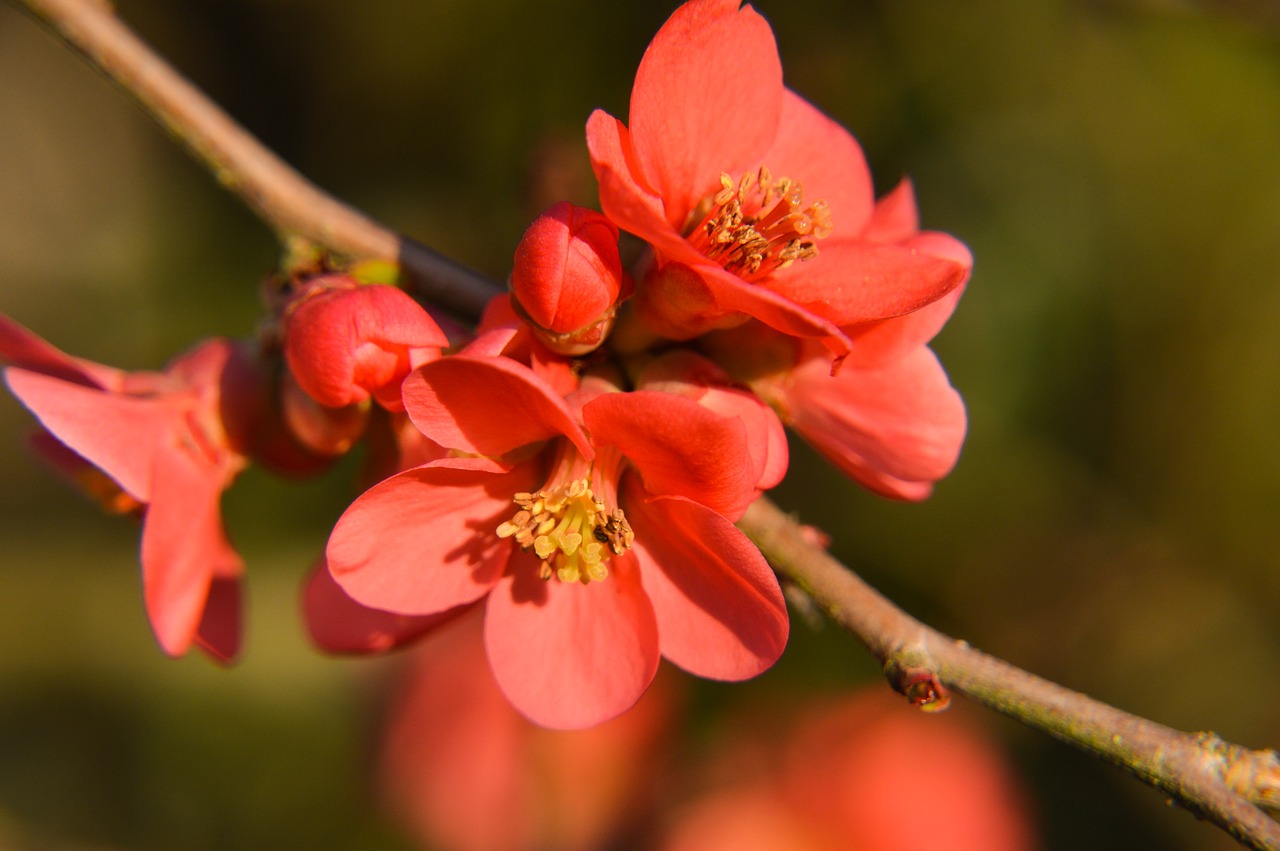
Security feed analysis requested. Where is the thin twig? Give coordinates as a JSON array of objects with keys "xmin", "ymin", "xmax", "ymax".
[
  {"xmin": 13, "ymin": 0, "xmax": 503, "ymax": 320},
  {"xmin": 11, "ymin": 0, "xmax": 1280, "ymax": 846},
  {"xmin": 739, "ymin": 497, "xmax": 1280, "ymax": 851}
]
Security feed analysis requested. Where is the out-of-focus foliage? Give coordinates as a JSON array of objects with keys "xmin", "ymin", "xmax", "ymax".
[{"xmin": 1, "ymin": 1, "xmax": 1278, "ymax": 849}]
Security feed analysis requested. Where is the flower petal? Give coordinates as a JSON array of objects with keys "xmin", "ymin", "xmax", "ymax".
[
  {"xmin": 786, "ymin": 345, "xmax": 967, "ymax": 499},
  {"xmin": 765, "ymin": 239, "xmax": 968, "ymax": 327},
  {"xmin": 0, "ymin": 313, "xmax": 125, "ymax": 389},
  {"xmin": 303, "ymin": 557, "xmax": 461, "ymax": 654},
  {"xmin": 763, "ymin": 90, "xmax": 875, "ymax": 236},
  {"xmin": 583, "ymin": 389, "xmax": 757, "ymax": 519},
  {"xmin": 193, "ymin": 575, "xmax": 243, "ymax": 665},
  {"xmin": 4, "ymin": 368, "xmax": 171, "ymax": 502},
  {"xmin": 626, "ymin": 483, "xmax": 787, "ymax": 680},
  {"xmin": 402, "ymin": 355, "xmax": 592, "ymax": 459},
  {"xmin": 484, "ymin": 550, "xmax": 659, "ymax": 729},
  {"xmin": 629, "ymin": 0, "xmax": 784, "ymax": 227},
  {"xmin": 327, "ymin": 457, "xmax": 537, "ymax": 615},
  {"xmin": 141, "ymin": 444, "xmax": 238, "ymax": 657},
  {"xmin": 586, "ymin": 111, "xmax": 674, "ymax": 244}
]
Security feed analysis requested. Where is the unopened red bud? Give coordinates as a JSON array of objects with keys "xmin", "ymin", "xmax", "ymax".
[
  {"xmin": 283, "ymin": 277, "xmax": 448, "ymax": 411},
  {"xmin": 510, "ymin": 201, "xmax": 625, "ymax": 355}
]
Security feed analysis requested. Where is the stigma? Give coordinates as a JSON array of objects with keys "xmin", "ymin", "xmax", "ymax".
[
  {"xmin": 496, "ymin": 476, "xmax": 633, "ymax": 584},
  {"xmin": 685, "ymin": 167, "xmax": 833, "ymax": 281}
]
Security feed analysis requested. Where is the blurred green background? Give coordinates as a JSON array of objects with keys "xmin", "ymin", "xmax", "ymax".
[{"xmin": 2, "ymin": 0, "xmax": 1279, "ymax": 848}]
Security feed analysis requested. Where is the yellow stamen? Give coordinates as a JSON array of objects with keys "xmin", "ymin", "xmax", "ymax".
[
  {"xmin": 496, "ymin": 476, "xmax": 633, "ymax": 585},
  {"xmin": 685, "ymin": 166, "xmax": 832, "ymax": 281}
]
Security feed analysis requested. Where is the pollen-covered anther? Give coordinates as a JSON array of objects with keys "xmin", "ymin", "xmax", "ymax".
[
  {"xmin": 686, "ymin": 167, "xmax": 833, "ymax": 282},
  {"xmin": 496, "ymin": 477, "xmax": 632, "ymax": 585}
]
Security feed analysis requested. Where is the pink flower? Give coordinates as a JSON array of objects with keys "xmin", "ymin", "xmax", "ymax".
[
  {"xmin": 659, "ymin": 690, "xmax": 1037, "ymax": 851},
  {"xmin": 0, "ymin": 314, "xmax": 249, "ymax": 662},
  {"xmin": 704, "ymin": 180, "xmax": 969, "ymax": 499},
  {"xmin": 586, "ymin": 0, "xmax": 969, "ymax": 357},
  {"xmin": 325, "ymin": 347, "xmax": 788, "ymax": 728},
  {"xmin": 510, "ymin": 202, "xmax": 629, "ymax": 356},
  {"xmin": 378, "ymin": 609, "xmax": 680, "ymax": 851}
]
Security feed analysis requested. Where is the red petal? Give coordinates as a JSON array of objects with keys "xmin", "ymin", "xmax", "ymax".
[
  {"xmin": 787, "ymin": 346, "xmax": 967, "ymax": 499},
  {"xmin": 303, "ymin": 557, "xmax": 460, "ymax": 654},
  {"xmin": 629, "ymin": 0, "xmax": 783, "ymax": 227},
  {"xmin": 583, "ymin": 389, "xmax": 757, "ymax": 519},
  {"xmin": 193, "ymin": 575, "xmax": 243, "ymax": 665},
  {"xmin": 626, "ymin": 483, "xmax": 787, "ymax": 680},
  {"xmin": 587, "ymin": 111, "xmax": 683, "ymax": 250},
  {"xmin": 484, "ymin": 551, "xmax": 659, "ymax": 729},
  {"xmin": 863, "ymin": 178, "xmax": 920, "ymax": 241},
  {"xmin": 766, "ymin": 240, "xmax": 967, "ymax": 326},
  {"xmin": 141, "ymin": 445, "xmax": 238, "ymax": 657},
  {"xmin": 327, "ymin": 457, "xmax": 537, "ymax": 615},
  {"xmin": 846, "ymin": 283, "xmax": 966, "ymax": 368},
  {"xmin": 763, "ymin": 90, "xmax": 875, "ymax": 235},
  {"xmin": 4, "ymin": 368, "xmax": 171, "ymax": 502},
  {"xmin": 402, "ymin": 355, "xmax": 593, "ymax": 459}
]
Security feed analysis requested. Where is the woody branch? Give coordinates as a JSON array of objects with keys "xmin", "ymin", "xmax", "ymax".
[{"xmin": 9, "ymin": 0, "xmax": 1280, "ymax": 848}]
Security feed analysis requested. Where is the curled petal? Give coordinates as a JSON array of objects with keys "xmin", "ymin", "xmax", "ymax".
[
  {"xmin": 194, "ymin": 575, "xmax": 243, "ymax": 665},
  {"xmin": 626, "ymin": 482, "xmax": 787, "ymax": 680},
  {"xmin": 485, "ymin": 550, "xmax": 659, "ymax": 729},
  {"xmin": 583, "ymin": 389, "xmax": 757, "ymax": 519},
  {"xmin": 403, "ymin": 355, "xmax": 593, "ymax": 460},
  {"xmin": 327, "ymin": 457, "xmax": 538, "ymax": 615},
  {"xmin": 0, "ymin": 313, "xmax": 124, "ymax": 389},
  {"xmin": 786, "ymin": 346, "xmax": 967, "ymax": 500}
]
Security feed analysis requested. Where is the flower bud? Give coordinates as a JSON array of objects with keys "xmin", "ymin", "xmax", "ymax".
[
  {"xmin": 510, "ymin": 202, "xmax": 626, "ymax": 355},
  {"xmin": 283, "ymin": 276, "xmax": 448, "ymax": 411}
]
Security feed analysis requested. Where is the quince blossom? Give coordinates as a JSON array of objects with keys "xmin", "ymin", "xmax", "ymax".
[
  {"xmin": 586, "ymin": 0, "xmax": 970, "ymax": 357},
  {"xmin": 325, "ymin": 346, "xmax": 788, "ymax": 729},
  {"xmin": 0, "ymin": 314, "xmax": 249, "ymax": 662}
]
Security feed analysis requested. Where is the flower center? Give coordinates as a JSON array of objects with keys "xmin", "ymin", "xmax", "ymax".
[
  {"xmin": 496, "ymin": 476, "xmax": 633, "ymax": 584},
  {"xmin": 685, "ymin": 167, "xmax": 833, "ymax": 282}
]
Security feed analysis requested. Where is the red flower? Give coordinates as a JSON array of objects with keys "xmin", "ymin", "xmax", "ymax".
[
  {"xmin": 658, "ymin": 690, "xmax": 1037, "ymax": 851},
  {"xmin": 378, "ymin": 609, "xmax": 680, "ymax": 851},
  {"xmin": 586, "ymin": 0, "xmax": 969, "ymax": 357},
  {"xmin": 0, "ymin": 314, "xmax": 248, "ymax": 662},
  {"xmin": 325, "ymin": 347, "xmax": 788, "ymax": 728}
]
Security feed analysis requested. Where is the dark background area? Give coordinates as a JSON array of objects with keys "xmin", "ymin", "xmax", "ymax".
[{"xmin": 2, "ymin": 1, "xmax": 1279, "ymax": 848}]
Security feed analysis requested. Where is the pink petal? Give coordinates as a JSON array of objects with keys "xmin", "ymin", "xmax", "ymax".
[
  {"xmin": 141, "ymin": 445, "xmax": 238, "ymax": 657},
  {"xmin": 484, "ymin": 550, "xmax": 659, "ymax": 729},
  {"xmin": 763, "ymin": 90, "xmax": 875, "ymax": 236},
  {"xmin": 303, "ymin": 557, "xmax": 461, "ymax": 654},
  {"xmin": 327, "ymin": 457, "xmax": 538, "ymax": 615},
  {"xmin": 0, "ymin": 313, "xmax": 124, "ymax": 389},
  {"xmin": 4, "ymin": 368, "xmax": 172, "ymax": 502},
  {"xmin": 786, "ymin": 345, "xmax": 967, "ymax": 499},
  {"xmin": 765, "ymin": 239, "xmax": 968, "ymax": 327},
  {"xmin": 583, "ymin": 389, "xmax": 757, "ymax": 520},
  {"xmin": 629, "ymin": 0, "xmax": 784, "ymax": 227},
  {"xmin": 402, "ymin": 355, "xmax": 592, "ymax": 459},
  {"xmin": 626, "ymin": 482, "xmax": 787, "ymax": 680}
]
